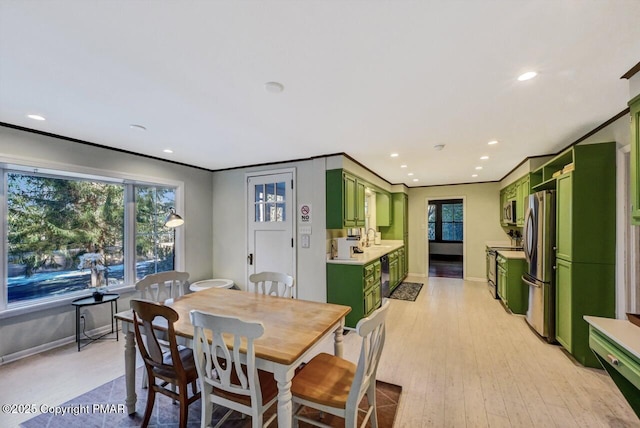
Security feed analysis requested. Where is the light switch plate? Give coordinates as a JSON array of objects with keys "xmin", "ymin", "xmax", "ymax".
[{"xmin": 299, "ymin": 226, "xmax": 312, "ymax": 235}]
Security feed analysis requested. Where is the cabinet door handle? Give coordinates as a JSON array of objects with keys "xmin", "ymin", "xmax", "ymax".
[{"xmin": 607, "ymin": 354, "xmax": 620, "ymax": 366}]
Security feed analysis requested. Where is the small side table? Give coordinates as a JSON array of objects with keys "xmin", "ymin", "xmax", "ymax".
[{"xmin": 71, "ymin": 293, "xmax": 119, "ymax": 351}]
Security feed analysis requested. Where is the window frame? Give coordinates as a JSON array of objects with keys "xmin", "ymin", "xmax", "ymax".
[
  {"xmin": 0, "ymin": 155, "xmax": 184, "ymax": 317},
  {"xmin": 428, "ymin": 199, "xmax": 463, "ymax": 243}
]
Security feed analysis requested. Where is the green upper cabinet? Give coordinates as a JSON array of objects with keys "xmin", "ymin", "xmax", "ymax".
[
  {"xmin": 500, "ymin": 174, "xmax": 529, "ymax": 227},
  {"xmin": 555, "ymin": 173, "xmax": 573, "ymax": 261},
  {"xmin": 554, "ymin": 143, "xmax": 616, "ymax": 265},
  {"xmin": 630, "ymin": 94, "xmax": 640, "ymax": 224},
  {"xmin": 380, "ymin": 193, "xmax": 407, "ymax": 240},
  {"xmin": 326, "ymin": 169, "xmax": 366, "ymax": 229},
  {"xmin": 516, "ymin": 174, "xmax": 530, "ymax": 227},
  {"xmin": 376, "ymin": 191, "xmax": 392, "ymax": 226},
  {"xmin": 343, "ymin": 173, "xmax": 365, "ymax": 227}
]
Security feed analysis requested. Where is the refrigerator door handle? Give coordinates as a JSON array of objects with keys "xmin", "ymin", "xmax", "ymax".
[
  {"xmin": 523, "ymin": 205, "xmax": 534, "ymax": 264},
  {"xmin": 522, "ymin": 274, "xmax": 541, "ymax": 288}
]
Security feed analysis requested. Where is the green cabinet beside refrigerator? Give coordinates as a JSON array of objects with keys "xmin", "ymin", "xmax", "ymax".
[
  {"xmin": 497, "ymin": 254, "xmax": 528, "ymax": 315},
  {"xmin": 542, "ymin": 142, "xmax": 617, "ymax": 368}
]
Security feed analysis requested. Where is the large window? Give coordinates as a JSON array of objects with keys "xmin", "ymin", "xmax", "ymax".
[
  {"xmin": 135, "ymin": 186, "xmax": 177, "ymax": 279},
  {"xmin": 4, "ymin": 167, "xmax": 178, "ymax": 307},
  {"xmin": 428, "ymin": 199, "xmax": 463, "ymax": 242}
]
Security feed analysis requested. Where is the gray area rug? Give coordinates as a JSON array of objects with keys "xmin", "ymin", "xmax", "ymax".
[
  {"xmin": 21, "ymin": 367, "xmax": 401, "ymax": 427},
  {"xmin": 389, "ymin": 282, "xmax": 423, "ymax": 301}
]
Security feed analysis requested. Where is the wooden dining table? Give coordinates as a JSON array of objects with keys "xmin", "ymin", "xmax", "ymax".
[{"xmin": 114, "ymin": 287, "xmax": 351, "ymax": 428}]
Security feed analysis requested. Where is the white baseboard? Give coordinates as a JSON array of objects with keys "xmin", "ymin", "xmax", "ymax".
[
  {"xmin": 0, "ymin": 324, "xmax": 117, "ymax": 365},
  {"xmin": 465, "ymin": 276, "xmax": 487, "ymax": 282}
]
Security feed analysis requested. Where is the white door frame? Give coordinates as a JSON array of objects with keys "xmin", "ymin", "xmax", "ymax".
[
  {"xmin": 245, "ymin": 167, "xmax": 297, "ymax": 295},
  {"xmin": 425, "ymin": 196, "xmax": 466, "ymax": 279}
]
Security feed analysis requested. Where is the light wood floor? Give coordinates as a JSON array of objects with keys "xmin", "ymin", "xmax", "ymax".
[{"xmin": 1, "ymin": 276, "xmax": 638, "ymax": 427}]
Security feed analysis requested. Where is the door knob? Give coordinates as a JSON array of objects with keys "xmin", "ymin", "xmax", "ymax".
[{"xmin": 247, "ymin": 253, "xmax": 253, "ymax": 265}]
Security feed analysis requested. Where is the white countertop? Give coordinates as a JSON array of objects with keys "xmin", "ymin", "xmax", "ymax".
[
  {"xmin": 327, "ymin": 240, "xmax": 404, "ymax": 265},
  {"xmin": 584, "ymin": 315, "xmax": 640, "ymax": 360},
  {"xmin": 497, "ymin": 250, "xmax": 526, "ymax": 259}
]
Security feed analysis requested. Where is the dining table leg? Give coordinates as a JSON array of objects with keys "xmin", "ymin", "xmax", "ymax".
[
  {"xmin": 333, "ymin": 319, "xmax": 345, "ymax": 357},
  {"xmin": 274, "ymin": 364, "xmax": 295, "ymax": 428},
  {"xmin": 123, "ymin": 326, "xmax": 138, "ymax": 415}
]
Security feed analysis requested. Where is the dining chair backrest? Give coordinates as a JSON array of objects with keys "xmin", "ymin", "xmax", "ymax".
[
  {"xmin": 136, "ymin": 271, "xmax": 189, "ymax": 304},
  {"xmin": 190, "ymin": 310, "xmax": 264, "ymax": 401},
  {"xmin": 130, "ymin": 299, "xmax": 200, "ymax": 428},
  {"xmin": 190, "ymin": 310, "xmax": 278, "ymax": 428},
  {"xmin": 131, "ymin": 299, "xmax": 184, "ymax": 377},
  {"xmin": 347, "ymin": 299, "xmax": 390, "ymax": 412},
  {"xmin": 249, "ymin": 271, "xmax": 294, "ymax": 298}
]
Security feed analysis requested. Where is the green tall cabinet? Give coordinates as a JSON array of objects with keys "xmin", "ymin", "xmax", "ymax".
[
  {"xmin": 534, "ymin": 142, "xmax": 616, "ymax": 368},
  {"xmin": 380, "ymin": 192, "xmax": 408, "ymax": 276}
]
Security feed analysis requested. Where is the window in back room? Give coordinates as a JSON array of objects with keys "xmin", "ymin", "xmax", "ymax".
[{"xmin": 427, "ymin": 199, "xmax": 463, "ymax": 278}]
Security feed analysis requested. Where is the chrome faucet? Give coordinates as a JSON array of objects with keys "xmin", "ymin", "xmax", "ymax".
[{"xmin": 365, "ymin": 228, "xmax": 377, "ymax": 247}]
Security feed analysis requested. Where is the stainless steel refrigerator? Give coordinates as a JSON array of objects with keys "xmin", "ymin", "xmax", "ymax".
[{"xmin": 522, "ymin": 190, "xmax": 555, "ymax": 342}]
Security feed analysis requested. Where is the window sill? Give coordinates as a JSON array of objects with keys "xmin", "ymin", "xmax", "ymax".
[{"xmin": 0, "ymin": 284, "xmax": 136, "ymax": 320}]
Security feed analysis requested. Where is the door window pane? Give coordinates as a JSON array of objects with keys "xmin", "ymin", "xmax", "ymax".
[{"xmin": 254, "ymin": 181, "xmax": 286, "ymax": 222}]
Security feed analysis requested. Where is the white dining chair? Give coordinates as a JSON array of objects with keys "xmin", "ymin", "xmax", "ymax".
[
  {"xmin": 135, "ymin": 270, "xmax": 189, "ymax": 304},
  {"xmin": 135, "ymin": 270, "xmax": 190, "ymax": 389},
  {"xmin": 291, "ymin": 299, "xmax": 391, "ymax": 428},
  {"xmin": 249, "ymin": 271, "xmax": 295, "ymax": 298},
  {"xmin": 190, "ymin": 310, "xmax": 278, "ymax": 428}
]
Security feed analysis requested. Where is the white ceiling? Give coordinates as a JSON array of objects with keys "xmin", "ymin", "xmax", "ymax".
[{"xmin": 1, "ymin": 1, "xmax": 639, "ymax": 186}]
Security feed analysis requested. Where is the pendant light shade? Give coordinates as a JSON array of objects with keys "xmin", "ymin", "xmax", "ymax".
[{"xmin": 165, "ymin": 207, "xmax": 184, "ymax": 228}]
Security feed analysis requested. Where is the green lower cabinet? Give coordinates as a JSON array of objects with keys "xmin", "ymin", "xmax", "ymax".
[
  {"xmin": 555, "ymin": 258, "xmax": 615, "ymax": 368},
  {"xmin": 327, "ymin": 260, "xmax": 381, "ymax": 328},
  {"xmin": 398, "ymin": 247, "xmax": 407, "ymax": 281},
  {"xmin": 497, "ymin": 262, "xmax": 507, "ymax": 303},
  {"xmin": 496, "ymin": 254, "xmax": 527, "ymax": 314},
  {"xmin": 389, "ymin": 251, "xmax": 399, "ymax": 292}
]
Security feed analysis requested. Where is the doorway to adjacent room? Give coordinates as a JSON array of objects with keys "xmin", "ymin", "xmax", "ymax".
[{"xmin": 427, "ymin": 198, "xmax": 464, "ymax": 278}]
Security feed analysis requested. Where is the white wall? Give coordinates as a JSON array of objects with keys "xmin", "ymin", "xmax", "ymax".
[
  {"xmin": 212, "ymin": 157, "xmax": 328, "ymax": 303},
  {"xmin": 408, "ymin": 182, "xmax": 505, "ymax": 280},
  {"xmin": 0, "ymin": 126, "xmax": 214, "ymax": 360}
]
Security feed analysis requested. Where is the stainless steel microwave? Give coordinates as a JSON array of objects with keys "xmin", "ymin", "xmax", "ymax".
[{"xmin": 503, "ymin": 200, "xmax": 516, "ymax": 224}]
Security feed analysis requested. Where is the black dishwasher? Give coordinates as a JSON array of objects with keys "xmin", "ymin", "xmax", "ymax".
[{"xmin": 380, "ymin": 254, "xmax": 390, "ymax": 298}]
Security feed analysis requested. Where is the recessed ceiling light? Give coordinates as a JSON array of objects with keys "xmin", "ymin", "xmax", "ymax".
[
  {"xmin": 400, "ymin": 164, "xmax": 407, "ymax": 168},
  {"xmin": 27, "ymin": 114, "xmax": 46, "ymax": 121},
  {"xmin": 475, "ymin": 166, "xmax": 483, "ymax": 170},
  {"xmin": 472, "ymin": 174, "xmax": 478, "ymax": 177},
  {"xmin": 488, "ymin": 140, "xmax": 498, "ymax": 145},
  {"xmin": 130, "ymin": 124, "xmax": 147, "ymax": 131},
  {"xmin": 412, "ymin": 178, "xmax": 419, "ymax": 182},
  {"xmin": 480, "ymin": 156, "xmax": 489, "ymax": 160},
  {"xmin": 390, "ymin": 153, "xmax": 399, "ymax": 158},
  {"xmin": 408, "ymin": 172, "xmax": 414, "ymax": 176},
  {"xmin": 433, "ymin": 144, "xmax": 445, "ymax": 151},
  {"xmin": 517, "ymin": 71, "xmax": 538, "ymax": 81},
  {"xmin": 163, "ymin": 149, "xmax": 174, "ymax": 154},
  {"xmin": 264, "ymin": 81, "xmax": 284, "ymax": 93}
]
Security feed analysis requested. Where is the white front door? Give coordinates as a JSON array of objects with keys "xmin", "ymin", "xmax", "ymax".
[{"xmin": 247, "ymin": 170, "xmax": 295, "ymax": 297}]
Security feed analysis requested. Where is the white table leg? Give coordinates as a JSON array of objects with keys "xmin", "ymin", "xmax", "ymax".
[
  {"xmin": 124, "ymin": 326, "xmax": 137, "ymax": 415},
  {"xmin": 333, "ymin": 319, "xmax": 345, "ymax": 358},
  {"xmin": 274, "ymin": 365, "xmax": 295, "ymax": 428}
]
